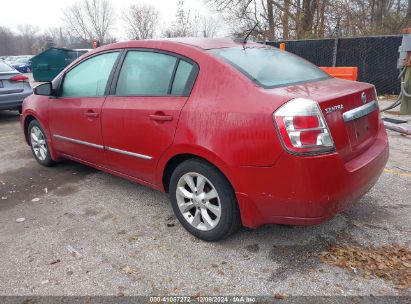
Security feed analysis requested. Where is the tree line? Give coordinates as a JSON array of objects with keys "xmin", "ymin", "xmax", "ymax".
[
  {"xmin": 0, "ymin": 0, "xmax": 218, "ymax": 56},
  {"xmin": 0, "ymin": 0, "xmax": 410, "ymax": 56},
  {"xmin": 210, "ymin": 0, "xmax": 411, "ymax": 40}
]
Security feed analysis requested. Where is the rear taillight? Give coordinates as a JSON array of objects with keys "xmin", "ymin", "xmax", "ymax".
[
  {"xmin": 10, "ymin": 75, "xmax": 28, "ymax": 82},
  {"xmin": 274, "ymin": 98, "xmax": 335, "ymax": 155}
]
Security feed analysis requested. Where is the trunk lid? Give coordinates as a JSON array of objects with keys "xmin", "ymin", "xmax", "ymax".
[
  {"xmin": 0, "ymin": 72, "xmax": 24, "ymax": 95},
  {"xmin": 267, "ymin": 78, "xmax": 380, "ymax": 161}
]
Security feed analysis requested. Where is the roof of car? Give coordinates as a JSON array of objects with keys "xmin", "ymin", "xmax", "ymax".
[
  {"xmin": 158, "ymin": 38, "xmax": 260, "ymax": 50},
  {"xmin": 103, "ymin": 38, "xmax": 261, "ymax": 51}
]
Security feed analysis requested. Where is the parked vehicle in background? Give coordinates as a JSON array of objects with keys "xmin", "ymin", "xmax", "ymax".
[
  {"xmin": 0, "ymin": 61, "xmax": 32, "ymax": 112},
  {"xmin": 5, "ymin": 56, "xmax": 18, "ymax": 65},
  {"xmin": 21, "ymin": 39, "xmax": 388, "ymax": 241},
  {"xmin": 11, "ymin": 57, "xmax": 32, "ymax": 73}
]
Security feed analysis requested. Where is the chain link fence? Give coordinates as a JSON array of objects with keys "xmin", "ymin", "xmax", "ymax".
[{"xmin": 265, "ymin": 35, "xmax": 402, "ymax": 95}]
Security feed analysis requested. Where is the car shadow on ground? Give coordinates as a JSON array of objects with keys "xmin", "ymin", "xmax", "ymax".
[{"xmin": 0, "ymin": 110, "xmax": 20, "ymax": 123}]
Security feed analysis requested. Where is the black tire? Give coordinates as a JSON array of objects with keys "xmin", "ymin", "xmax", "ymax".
[
  {"xmin": 28, "ymin": 120, "xmax": 54, "ymax": 167},
  {"xmin": 17, "ymin": 107, "xmax": 22, "ymax": 114},
  {"xmin": 169, "ymin": 159, "xmax": 241, "ymax": 241}
]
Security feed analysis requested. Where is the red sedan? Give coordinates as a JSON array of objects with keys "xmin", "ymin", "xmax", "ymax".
[{"xmin": 21, "ymin": 38, "xmax": 389, "ymax": 241}]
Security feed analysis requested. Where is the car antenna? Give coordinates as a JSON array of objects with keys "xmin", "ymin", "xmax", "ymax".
[{"xmin": 242, "ymin": 22, "xmax": 259, "ymax": 48}]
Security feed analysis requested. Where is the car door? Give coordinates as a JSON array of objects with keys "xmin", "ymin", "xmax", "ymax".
[
  {"xmin": 102, "ymin": 50, "xmax": 198, "ymax": 184},
  {"xmin": 49, "ymin": 51, "xmax": 120, "ymax": 166}
]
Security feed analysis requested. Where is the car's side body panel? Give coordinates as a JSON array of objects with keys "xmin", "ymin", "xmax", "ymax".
[
  {"xmin": 102, "ymin": 95, "xmax": 188, "ymax": 184},
  {"xmin": 48, "ymin": 96, "xmax": 107, "ymax": 165}
]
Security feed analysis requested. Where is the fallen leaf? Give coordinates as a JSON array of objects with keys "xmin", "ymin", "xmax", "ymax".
[
  {"xmin": 320, "ymin": 244, "xmax": 411, "ymax": 290},
  {"xmin": 274, "ymin": 293, "xmax": 287, "ymax": 299},
  {"xmin": 122, "ymin": 266, "xmax": 135, "ymax": 275}
]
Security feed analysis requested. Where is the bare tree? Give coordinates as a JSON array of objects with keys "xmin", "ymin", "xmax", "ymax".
[
  {"xmin": 407, "ymin": 0, "xmax": 411, "ymax": 27},
  {"xmin": 0, "ymin": 27, "xmax": 16, "ymax": 56},
  {"xmin": 207, "ymin": 0, "xmax": 409, "ymax": 40},
  {"xmin": 164, "ymin": 1, "xmax": 222, "ymax": 38},
  {"xmin": 200, "ymin": 15, "xmax": 220, "ymax": 37},
  {"xmin": 329, "ymin": 0, "xmax": 408, "ymax": 36},
  {"xmin": 45, "ymin": 27, "xmax": 69, "ymax": 47},
  {"xmin": 62, "ymin": 0, "xmax": 115, "ymax": 44},
  {"xmin": 164, "ymin": 0, "xmax": 195, "ymax": 37},
  {"xmin": 17, "ymin": 24, "xmax": 39, "ymax": 54},
  {"xmin": 207, "ymin": 0, "xmax": 280, "ymax": 40},
  {"xmin": 122, "ymin": 4, "xmax": 159, "ymax": 40}
]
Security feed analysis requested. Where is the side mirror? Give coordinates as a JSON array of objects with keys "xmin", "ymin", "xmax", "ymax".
[{"xmin": 34, "ymin": 83, "xmax": 53, "ymax": 96}]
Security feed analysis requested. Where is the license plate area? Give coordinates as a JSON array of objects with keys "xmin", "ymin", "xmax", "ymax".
[{"xmin": 346, "ymin": 114, "xmax": 378, "ymax": 151}]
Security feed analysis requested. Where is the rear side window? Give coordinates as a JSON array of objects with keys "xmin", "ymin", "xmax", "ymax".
[
  {"xmin": 211, "ymin": 47, "xmax": 330, "ymax": 88},
  {"xmin": 171, "ymin": 60, "xmax": 194, "ymax": 95},
  {"xmin": 61, "ymin": 52, "xmax": 119, "ymax": 98},
  {"xmin": 0, "ymin": 61, "xmax": 14, "ymax": 72},
  {"xmin": 116, "ymin": 51, "xmax": 177, "ymax": 96}
]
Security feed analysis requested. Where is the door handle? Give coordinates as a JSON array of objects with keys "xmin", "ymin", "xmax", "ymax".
[
  {"xmin": 149, "ymin": 114, "xmax": 173, "ymax": 122},
  {"xmin": 85, "ymin": 111, "xmax": 99, "ymax": 118}
]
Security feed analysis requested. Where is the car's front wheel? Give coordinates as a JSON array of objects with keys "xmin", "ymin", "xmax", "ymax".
[
  {"xmin": 28, "ymin": 120, "xmax": 54, "ymax": 167},
  {"xmin": 169, "ymin": 159, "xmax": 241, "ymax": 241}
]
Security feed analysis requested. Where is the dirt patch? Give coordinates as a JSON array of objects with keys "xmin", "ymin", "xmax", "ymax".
[
  {"xmin": 269, "ymin": 242, "xmax": 325, "ymax": 282},
  {"xmin": 268, "ymin": 230, "xmax": 357, "ymax": 282},
  {"xmin": 82, "ymin": 207, "xmax": 101, "ymax": 217},
  {"xmin": 245, "ymin": 243, "xmax": 260, "ymax": 253},
  {"xmin": 0, "ymin": 161, "xmax": 96, "ymax": 211},
  {"xmin": 345, "ymin": 195, "xmax": 393, "ymax": 223},
  {"xmin": 54, "ymin": 184, "xmax": 79, "ymax": 196},
  {"xmin": 320, "ymin": 244, "xmax": 411, "ymax": 290}
]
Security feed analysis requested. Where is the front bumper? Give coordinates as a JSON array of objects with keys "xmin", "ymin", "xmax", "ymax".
[{"xmin": 234, "ymin": 125, "xmax": 389, "ymax": 228}]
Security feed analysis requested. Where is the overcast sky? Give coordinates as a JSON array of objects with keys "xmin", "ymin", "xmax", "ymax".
[{"xmin": 0, "ymin": 0, "xmax": 224, "ymax": 39}]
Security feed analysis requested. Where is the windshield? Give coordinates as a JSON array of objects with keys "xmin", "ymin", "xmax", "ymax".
[{"xmin": 210, "ymin": 46, "xmax": 330, "ymax": 88}]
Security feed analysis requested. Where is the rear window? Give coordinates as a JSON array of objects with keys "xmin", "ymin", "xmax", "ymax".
[
  {"xmin": 210, "ymin": 47, "xmax": 330, "ymax": 88},
  {"xmin": 0, "ymin": 61, "xmax": 14, "ymax": 72}
]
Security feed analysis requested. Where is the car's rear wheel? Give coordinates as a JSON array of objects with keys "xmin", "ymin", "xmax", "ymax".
[
  {"xmin": 169, "ymin": 159, "xmax": 241, "ymax": 241},
  {"xmin": 28, "ymin": 120, "xmax": 54, "ymax": 167}
]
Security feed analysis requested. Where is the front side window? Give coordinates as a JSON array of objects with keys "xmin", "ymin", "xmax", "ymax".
[
  {"xmin": 61, "ymin": 52, "xmax": 119, "ymax": 98},
  {"xmin": 211, "ymin": 47, "xmax": 330, "ymax": 88},
  {"xmin": 116, "ymin": 51, "xmax": 177, "ymax": 96}
]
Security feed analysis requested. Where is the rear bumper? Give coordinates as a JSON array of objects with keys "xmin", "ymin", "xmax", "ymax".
[
  {"xmin": 0, "ymin": 90, "xmax": 32, "ymax": 110},
  {"xmin": 235, "ymin": 125, "xmax": 389, "ymax": 228},
  {"xmin": 0, "ymin": 100, "xmax": 24, "ymax": 110}
]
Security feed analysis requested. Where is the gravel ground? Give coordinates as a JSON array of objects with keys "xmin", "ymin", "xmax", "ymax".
[{"xmin": 0, "ymin": 96, "xmax": 410, "ymax": 298}]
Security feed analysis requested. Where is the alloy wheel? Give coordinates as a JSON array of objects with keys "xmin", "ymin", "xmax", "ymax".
[
  {"xmin": 30, "ymin": 126, "xmax": 48, "ymax": 161},
  {"xmin": 176, "ymin": 172, "xmax": 221, "ymax": 231}
]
